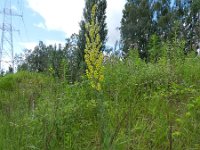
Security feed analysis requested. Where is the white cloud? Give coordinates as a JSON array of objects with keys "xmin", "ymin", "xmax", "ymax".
[
  {"xmin": 19, "ymin": 40, "xmax": 66, "ymax": 50},
  {"xmin": 1, "ymin": 57, "xmax": 12, "ymax": 71},
  {"xmin": 11, "ymin": 5, "xmax": 18, "ymax": 11},
  {"xmin": 27, "ymin": 0, "xmax": 85, "ymax": 36},
  {"xmin": 26, "ymin": 0, "xmax": 126, "ymax": 46},
  {"xmin": 34, "ymin": 22, "xmax": 46, "ymax": 29},
  {"xmin": 107, "ymin": 0, "xmax": 126, "ymax": 45}
]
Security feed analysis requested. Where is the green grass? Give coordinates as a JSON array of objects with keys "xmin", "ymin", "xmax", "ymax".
[{"xmin": 1, "ymin": 55, "xmax": 200, "ymax": 149}]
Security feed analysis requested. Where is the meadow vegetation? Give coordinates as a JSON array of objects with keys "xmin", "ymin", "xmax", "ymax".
[
  {"xmin": 1, "ymin": 0, "xmax": 200, "ymax": 149},
  {"xmin": 1, "ymin": 41, "xmax": 200, "ymax": 149}
]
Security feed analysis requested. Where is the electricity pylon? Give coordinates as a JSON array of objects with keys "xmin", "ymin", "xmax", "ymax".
[{"xmin": 0, "ymin": 0, "xmax": 23, "ymax": 71}]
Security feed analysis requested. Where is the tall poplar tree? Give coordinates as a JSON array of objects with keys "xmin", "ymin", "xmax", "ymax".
[
  {"xmin": 153, "ymin": 0, "xmax": 173, "ymax": 39},
  {"xmin": 121, "ymin": 0, "xmax": 153, "ymax": 58},
  {"xmin": 121, "ymin": 0, "xmax": 200, "ymax": 57},
  {"xmin": 77, "ymin": 0, "xmax": 107, "ymax": 74}
]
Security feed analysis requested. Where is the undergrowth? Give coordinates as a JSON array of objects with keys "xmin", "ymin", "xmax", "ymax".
[{"xmin": 0, "ymin": 51, "xmax": 200, "ymax": 149}]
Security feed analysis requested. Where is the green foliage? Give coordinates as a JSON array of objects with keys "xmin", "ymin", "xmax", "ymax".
[
  {"xmin": 84, "ymin": 5, "xmax": 109, "ymax": 149},
  {"xmin": 84, "ymin": 5, "xmax": 104, "ymax": 91},
  {"xmin": 1, "ymin": 42, "xmax": 200, "ymax": 149},
  {"xmin": 0, "ymin": 75, "xmax": 16, "ymax": 91},
  {"xmin": 148, "ymin": 34, "xmax": 162, "ymax": 63},
  {"xmin": 77, "ymin": 0, "xmax": 107, "ymax": 77},
  {"xmin": 121, "ymin": 0, "xmax": 152, "ymax": 56},
  {"xmin": 121, "ymin": 0, "xmax": 200, "ymax": 56},
  {"xmin": 17, "ymin": 36, "xmax": 80, "ymax": 83},
  {"xmin": 1, "ymin": 0, "xmax": 200, "ymax": 149}
]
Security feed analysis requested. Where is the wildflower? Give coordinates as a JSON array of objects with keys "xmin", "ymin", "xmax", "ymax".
[{"xmin": 84, "ymin": 5, "xmax": 104, "ymax": 91}]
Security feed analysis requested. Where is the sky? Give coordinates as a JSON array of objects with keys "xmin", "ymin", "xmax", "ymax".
[{"xmin": 0, "ymin": 0, "xmax": 126, "ymax": 70}]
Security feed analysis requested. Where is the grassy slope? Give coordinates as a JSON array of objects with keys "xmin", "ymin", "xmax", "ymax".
[{"xmin": 0, "ymin": 56, "xmax": 200, "ymax": 149}]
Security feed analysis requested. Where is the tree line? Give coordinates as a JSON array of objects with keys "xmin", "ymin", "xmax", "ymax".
[
  {"xmin": 121, "ymin": 0, "xmax": 200, "ymax": 59},
  {"xmin": 15, "ymin": 0, "xmax": 200, "ymax": 81}
]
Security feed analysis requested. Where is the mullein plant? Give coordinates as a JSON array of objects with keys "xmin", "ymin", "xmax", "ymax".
[
  {"xmin": 84, "ymin": 5, "xmax": 104, "ymax": 92},
  {"xmin": 84, "ymin": 4, "xmax": 110, "ymax": 149}
]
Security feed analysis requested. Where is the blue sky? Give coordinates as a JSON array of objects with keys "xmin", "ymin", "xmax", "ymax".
[
  {"xmin": 1, "ymin": 0, "xmax": 126, "ymax": 51},
  {"xmin": 0, "ymin": 0, "xmax": 126, "ymax": 70},
  {"xmin": 0, "ymin": 0, "xmax": 178, "ymax": 70}
]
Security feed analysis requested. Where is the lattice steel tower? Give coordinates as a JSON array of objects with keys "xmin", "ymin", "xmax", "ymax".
[{"xmin": 0, "ymin": 0, "xmax": 23, "ymax": 71}]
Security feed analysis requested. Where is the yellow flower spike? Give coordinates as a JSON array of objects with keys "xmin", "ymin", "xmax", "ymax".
[{"xmin": 84, "ymin": 4, "xmax": 104, "ymax": 91}]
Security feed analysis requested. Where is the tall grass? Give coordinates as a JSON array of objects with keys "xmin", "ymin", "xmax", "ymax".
[{"xmin": 1, "ymin": 52, "xmax": 200, "ymax": 149}]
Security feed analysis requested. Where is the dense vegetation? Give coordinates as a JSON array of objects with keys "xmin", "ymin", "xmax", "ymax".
[
  {"xmin": 1, "ymin": 0, "xmax": 200, "ymax": 149},
  {"xmin": 14, "ymin": 0, "xmax": 200, "ymax": 81},
  {"xmin": 121, "ymin": 0, "xmax": 200, "ymax": 57},
  {"xmin": 1, "ymin": 45, "xmax": 200, "ymax": 149}
]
